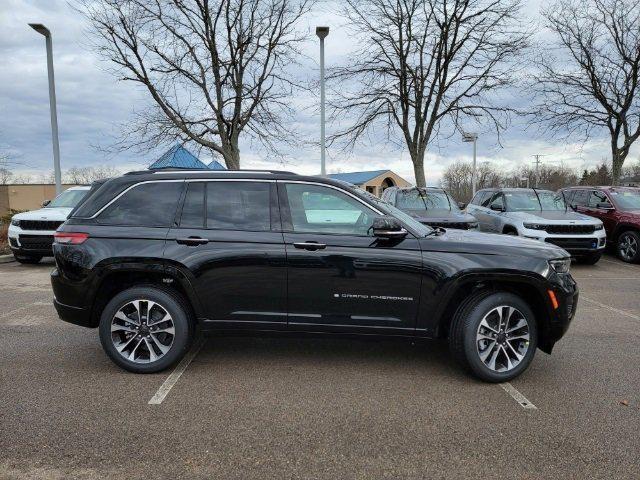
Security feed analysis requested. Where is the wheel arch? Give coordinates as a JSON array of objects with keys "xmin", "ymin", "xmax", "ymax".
[
  {"xmin": 612, "ymin": 223, "xmax": 639, "ymax": 242},
  {"xmin": 502, "ymin": 224, "xmax": 519, "ymax": 234},
  {"xmin": 433, "ymin": 273, "xmax": 554, "ymax": 353}
]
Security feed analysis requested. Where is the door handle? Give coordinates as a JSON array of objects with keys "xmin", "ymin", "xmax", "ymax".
[
  {"xmin": 176, "ymin": 236, "xmax": 209, "ymax": 246},
  {"xmin": 293, "ymin": 242, "xmax": 327, "ymax": 251}
]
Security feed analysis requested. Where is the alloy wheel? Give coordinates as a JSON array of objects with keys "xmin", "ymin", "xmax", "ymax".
[
  {"xmin": 476, "ymin": 305, "xmax": 530, "ymax": 373},
  {"xmin": 618, "ymin": 234, "xmax": 638, "ymax": 262},
  {"xmin": 110, "ymin": 299, "xmax": 175, "ymax": 363}
]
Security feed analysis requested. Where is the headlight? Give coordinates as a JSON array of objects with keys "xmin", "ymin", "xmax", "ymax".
[
  {"xmin": 523, "ymin": 223, "xmax": 547, "ymax": 230},
  {"xmin": 10, "ymin": 218, "xmax": 20, "ymax": 227},
  {"xmin": 468, "ymin": 222, "xmax": 479, "ymax": 229},
  {"xmin": 549, "ymin": 258, "xmax": 571, "ymax": 274},
  {"xmin": 594, "ymin": 224, "xmax": 604, "ymax": 230}
]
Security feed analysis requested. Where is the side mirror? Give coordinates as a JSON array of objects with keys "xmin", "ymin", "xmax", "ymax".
[
  {"xmin": 596, "ymin": 203, "xmax": 614, "ymax": 210},
  {"xmin": 42, "ymin": 200, "xmax": 51, "ymax": 207},
  {"xmin": 457, "ymin": 202, "xmax": 467, "ymax": 209},
  {"xmin": 372, "ymin": 216, "xmax": 407, "ymax": 239},
  {"xmin": 490, "ymin": 204, "xmax": 505, "ymax": 212}
]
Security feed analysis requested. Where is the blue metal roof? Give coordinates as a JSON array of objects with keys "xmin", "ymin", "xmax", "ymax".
[
  {"xmin": 207, "ymin": 160, "xmax": 226, "ymax": 170},
  {"xmin": 149, "ymin": 144, "xmax": 209, "ymax": 170},
  {"xmin": 327, "ymin": 170, "xmax": 390, "ymax": 185}
]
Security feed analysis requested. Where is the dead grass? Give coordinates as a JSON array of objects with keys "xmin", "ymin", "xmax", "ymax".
[{"xmin": 0, "ymin": 224, "xmax": 9, "ymax": 255}]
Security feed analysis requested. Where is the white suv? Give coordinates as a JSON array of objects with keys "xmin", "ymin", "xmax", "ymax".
[
  {"xmin": 467, "ymin": 188, "xmax": 606, "ymax": 264},
  {"xmin": 8, "ymin": 186, "xmax": 91, "ymax": 264}
]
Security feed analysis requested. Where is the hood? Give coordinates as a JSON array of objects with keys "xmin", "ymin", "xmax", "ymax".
[
  {"xmin": 404, "ymin": 209, "xmax": 477, "ymax": 224},
  {"xmin": 420, "ymin": 229, "xmax": 568, "ymax": 260},
  {"xmin": 12, "ymin": 207, "xmax": 73, "ymax": 221},
  {"xmin": 507, "ymin": 210, "xmax": 601, "ymax": 224}
]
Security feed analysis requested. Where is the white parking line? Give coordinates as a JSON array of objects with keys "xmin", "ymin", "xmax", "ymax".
[
  {"xmin": 499, "ymin": 382, "xmax": 537, "ymax": 410},
  {"xmin": 581, "ymin": 296, "xmax": 640, "ymax": 321},
  {"xmin": 0, "ymin": 302, "xmax": 51, "ymax": 320},
  {"xmin": 600, "ymin": 258, "xmax": 638, "ymax": 269},
  {"xmin": 573, "ymin": 277, "xmax": 640, "ymax": 281},
  {"xmin": 148, "ymin": 336, "xmax": 205, "ymax": 405}
]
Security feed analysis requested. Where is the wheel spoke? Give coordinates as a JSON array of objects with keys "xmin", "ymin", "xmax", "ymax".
[
  {"xmin": 477, "ymin": 332, "xmax": 495, "ymax": 342},
  {"xmin": 153, "ymin": 325, "xmax": 175, "ymax": 335},
  {"xmin": 508, "ymin": 333, "xmax": 530, "ymax": 342},
  {"xmin": 479, "ymin": 318, "xmax": 498, "ymax": 334},
  {"xmin": 144, "ymin": 337, "xmax": 158, "ymax": 362},
  {"xmin": 149, "ymin": 333, "xmax": 171, "ymax": 354},
  {"xmin": 502, "ymin": 346, "xmax": 513, "ymax": 370},
  {"xmin": 111, "ymin": 323, "xmax": 137, "ymax": 333},
  {"xmin": 127, "ymin": 338, "xmax": 144, "ymax": 360},
  {"xmin": 115, "ymin": 311, "xmax": 138, "ymax": 326},
  {"xmin": 115, "ymin": 334, "xmax": 138, "ymax": 353},
  {"xmin": 148, "ymin": 311, "xmax": 172, "ymax": 327},
  {"xmin": 506, "ymin": 341, "xmax": 524, "ymax": 361},
  {"xmin": 506, "ymin": 318, "xmax": 527, "ymax": 333}
]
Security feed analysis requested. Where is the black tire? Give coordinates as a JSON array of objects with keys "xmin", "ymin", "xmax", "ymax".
[
  {"xmin": 13, "ymin": 254, "xmax": 42, "ymax": 264},
  {"xmin": 99, "ymin": 286, "xmax": 195, "ymax": 373},
  {"xmin": 449, "ymin": 291, "xmax": 538, "ymax": 383},
  {"xmin": 617, "ymin": 231, "xmax": 640, "ymax": 263},
  {"xmin": 579, "ymin": 252, "xmax": 602, "ymax": 265},
  {"xmin": 503, "ymin": 228, "xmax": 518, "ymax": 236}
]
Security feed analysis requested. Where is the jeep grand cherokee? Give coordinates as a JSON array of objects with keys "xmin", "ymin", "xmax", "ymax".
[{"xmin": 51, "ymin": 169, "xmax": 578, "ymax": 382}]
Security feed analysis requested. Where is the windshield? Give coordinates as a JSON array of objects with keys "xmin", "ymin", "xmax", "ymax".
[
  {"xmin": 47, "ymin": 189, "xmax": 89, "ymax": 208},
  {"xmin": 610, "ymin": 189, "xmax": 640, "ymax": 210},
  {"xmin": 396, "ymin": 189, "xmax": 458, "ymax": 211},
  {"xmin": 353, "ymin": 188, "xmax": 433, "ymax": 237},
  {"xmin": 504, "ymin": 190, "xmax": 566, "ymax": 211}
]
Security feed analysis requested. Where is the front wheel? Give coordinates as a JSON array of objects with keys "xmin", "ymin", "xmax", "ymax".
[
  {"xmin": 449, "ymin": 292, "xmax": 537, "ymax": 382},
  {"xmin": 99, "ymin": 286, "xmax": 195, "ymax": 373},
  {"xmin": 617, "ymin": 231, "xmax": 640, "ymax": 263}
]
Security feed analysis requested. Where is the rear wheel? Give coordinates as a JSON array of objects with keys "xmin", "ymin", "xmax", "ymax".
[
  {"xmin": 449, "ymin": 292, "xmax": 537, "ymax": 382},
  {"xmin": 617, "ymin": 231, "xmax": 640, "ymax": 263},
  {"xmin": 99, "ymin": 286, "xmax": 195, "ymax": 373},
  {"xmin": 13, "ymin": 254, "xmax": 42, "ymax": 264}
]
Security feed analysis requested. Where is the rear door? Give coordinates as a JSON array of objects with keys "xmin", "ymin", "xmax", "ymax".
[
  {"xmin": 279, "ymin": 181, "xmax": 423, "ymax": 333},
  {"xmin": 486, "ymin": 193, "xmax": 506, "ymax": 232},
  {"xmin": 164, "ymin": 180, "xmax": 287, "ymax": 328}
]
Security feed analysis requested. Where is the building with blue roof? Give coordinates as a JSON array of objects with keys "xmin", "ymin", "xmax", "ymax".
[
  {"xmin": 207, "ymin": 159, "xmax": 226, "ymax": 170},
  {"xmin": 327, "ymin": 169, "xmax": 411, "ymax": 196},
  {"xmin": 149, "ymin": 144, "xmax": 209, "ymax": 170}
]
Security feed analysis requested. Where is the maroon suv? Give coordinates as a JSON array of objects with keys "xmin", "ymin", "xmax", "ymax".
[{"xmin": 560, "ymin": 186, "xmax": 640, "ymax": 263}]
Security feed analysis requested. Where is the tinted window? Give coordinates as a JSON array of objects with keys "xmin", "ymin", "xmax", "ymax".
[
  {"xmin": 572, "ymin": 189, "xmax": 589, "ymax": 206},
  {"xmin": 490, "ymin": 193, "xmax": 505, "ymax": 209},
  {"xmin": 180, "ymin": 182, "xmax": 205, "ymax": 228},
  {"xmin": 206, "ymin": 182, "xmax": 270, "ymax": 231},
  {"xmin": 285, "ymin": 183, "xmax": 376, "ymax": 235},
  {"xmin": 47, "ymin": 189, "xmax": 89, "ymax": 208},
  {"xmin": 561, "ymin": 190, "xmax": 575, "ymax": 205},
  {"xmin": 588, "ymin": 190, "xmax": 611, "ymax": 208},
  {"xmin": 98, "ymin": 182, "xmax": 183, "ymax": 226},
  {"xmin": 470, "ymin": 191, "xmax": 485, "ymax": 205}
]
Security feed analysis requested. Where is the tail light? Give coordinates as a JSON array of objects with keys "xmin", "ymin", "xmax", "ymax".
[{"xmin": 54, "ymin": 232, "xmax": 89, "ymax": 245}]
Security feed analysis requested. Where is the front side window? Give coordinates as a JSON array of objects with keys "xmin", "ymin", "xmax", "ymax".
[
  {"xmin": 284, "ymin": 183, "xmax": 376, "ymax": 235},
  {"xmin": 490, "ymin": 193, "xmax": 505, "ymax": 210},
  {"xmin": 206, "ymin": 181, "xmax": 271, "ymax": 231},
  {"xmin": 572, "ymin": 189, "xmax": 589, "ymax": 207},
  {"xmin": 480, "ymin": 191, "xmax": 494, "ymax": 207},
  {"xmin": 588, "ymin": 191, "xmax": 612, "ymax": 208},
  {"xmin": 98, "ymin": 182, "xmax": 183, "ymax": 226}
]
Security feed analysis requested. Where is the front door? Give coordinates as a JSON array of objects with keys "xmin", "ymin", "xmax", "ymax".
[
  {"xmin": 164, "ymin": 180, "xmax": 287, "ymax": 328},
  {"xmin": 279, "ymin": 181, "xmax": 423, "ymax": 333}
]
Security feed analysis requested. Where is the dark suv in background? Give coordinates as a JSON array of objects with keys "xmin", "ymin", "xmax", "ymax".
[
  {"xmin": 561, "ymin": 186, "xmax": 640, "ymax": 263},
  {"xmin": 51, "ymin": 169, "xmax": 578, "ymax": 382},
  {"xmin": 381, "ymin": 186, "xmax": 478, "ymax": 230}
]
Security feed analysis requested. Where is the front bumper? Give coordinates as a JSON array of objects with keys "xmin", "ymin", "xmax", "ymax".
[
  {"xmin": 8, "ymin": 225, "xmax": 55, "ymax": 256},
  {"xmin": 541, "ymin": 272, "xmax": 579, "ymax": 353},
  {"xmin": 521, "ymin": 227, "xmax": 606, "ymax": 255}
]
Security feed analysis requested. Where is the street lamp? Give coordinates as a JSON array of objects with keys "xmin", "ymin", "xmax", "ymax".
[
  {"xmin": 462, "ymin": 132, "xmax": 478, "ymax": 196},
  {"xmin": 29, "ymin": 23, "xmax": 62, "ymax": 195},
  {"xmin": 316, "ymin": 26, "xmax": 329, "ymax": 176}
]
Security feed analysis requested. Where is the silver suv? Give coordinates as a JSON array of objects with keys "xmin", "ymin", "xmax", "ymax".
[{"xmin": 467, "ymin": 188, "xmax": 606, "ymax": 264}]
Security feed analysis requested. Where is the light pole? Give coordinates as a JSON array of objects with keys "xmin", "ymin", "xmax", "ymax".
[
  {"xmin": 316, "ymin": 26, "xmax": 329, "ymax": 176},
  {"xmin": 462, "ymin": 132, "xmax": 478, "ymax": 196},
  {"xmin": 30, "ymin": 23, "xmax": 62, "ymax": 195}
]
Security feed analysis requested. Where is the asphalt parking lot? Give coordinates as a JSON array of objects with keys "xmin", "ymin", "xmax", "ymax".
[{"xmin": 1, "ymin": 255, "xmax": 639, "ymax": 479}]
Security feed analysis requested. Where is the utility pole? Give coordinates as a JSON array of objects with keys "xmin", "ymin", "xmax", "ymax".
[
  {"xmin": 30, "ymin": 23, "xmax": 62, "ymax": 195},
  {"xmin": 316, "ymin": 26, "xmax": 329, "ymax": 176},
  {"xmin": 462, "ymin": 132, "xmax": 479, "ymax": 195},
  {"xmin": 532, "ymin": 154, "xmax": 545, "ymax": 188}
]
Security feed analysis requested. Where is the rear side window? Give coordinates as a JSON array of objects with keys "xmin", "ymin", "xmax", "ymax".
[
  {"xmin": 206, "ymin": 182, "xmax": 271, "ymax": 231},
  {"xmin": 180, "ymin": 182, "xmax": 205, "ymax": 228},
  {"xmin": 98, "ymin": 182, "xmax": 183, "ymax": 227},
  {"xmin": 572, "ymin": 189, "xmax": 589, "ymax": 206}
]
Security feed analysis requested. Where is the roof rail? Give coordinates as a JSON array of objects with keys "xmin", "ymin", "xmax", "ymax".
[{"xmin": 124, "ymin": 168, "xmax": 297, "ymax": 176}]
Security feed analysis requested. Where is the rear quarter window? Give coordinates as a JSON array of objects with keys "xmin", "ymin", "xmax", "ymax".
[{"xmin": 97, "ymin": 181, "xmax": 183, "ymax": 227}]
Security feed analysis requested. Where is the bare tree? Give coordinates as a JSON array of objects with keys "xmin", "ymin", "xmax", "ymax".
[
  {"xmin": 65, "ymin": 166, "xmax": 121, "ymax": 184},
  {"xmin": 80, "ymin": 0, "xmax": 311, "ymax": 169},
  {"xmin": 330, "ymin": 0, "xmax": 529, "ymax": 187},
  {"xmin": 441, "ymin": 161, "xmax": 502, "ymax": 201},
  {"xmin": 532, "ymin": 0, "xmax": 640, "ymax": 184}
]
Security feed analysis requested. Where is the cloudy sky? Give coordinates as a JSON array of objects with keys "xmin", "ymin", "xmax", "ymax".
[{"xmin": 0, "ymin": 0, "xmax": 635, "ymax": 184}]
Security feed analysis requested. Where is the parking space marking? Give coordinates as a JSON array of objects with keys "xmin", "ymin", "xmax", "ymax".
[
  {"xmin": 499, "ymin": 383, "xmax": 537, "ymax": 410},
  {"xmin": 148, "ymin": 336, "xmax": 205, "ymax": 405},
  {"xmin": 573, "ymin": 277, "xmax": 640, "ymax": 281},
  {"xmin": 581, "ymin": 296, "xmax": 640, "ymax": 321},
  {"xmin": 600, "ymin": 258, "xmax": 638, "ymax": 269}
]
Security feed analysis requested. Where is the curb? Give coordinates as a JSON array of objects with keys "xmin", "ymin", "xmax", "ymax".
[{"xmin": 0, "ymin": 254, "xmax": 15, "ymax": 264}]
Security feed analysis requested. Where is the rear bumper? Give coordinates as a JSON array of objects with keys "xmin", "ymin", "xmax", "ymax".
[
  {"xmin": 51, "ymin": 268, "xmax": 95, "ymax": 327},
  {"xmin": 53, "ymin": 297, "xmax": 93, "ymax": 328}
]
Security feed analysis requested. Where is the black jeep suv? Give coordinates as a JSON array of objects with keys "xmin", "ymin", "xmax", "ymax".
[{"xmin": 51, "ymin": 169, "xmax": 578, "ymax": 382}]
